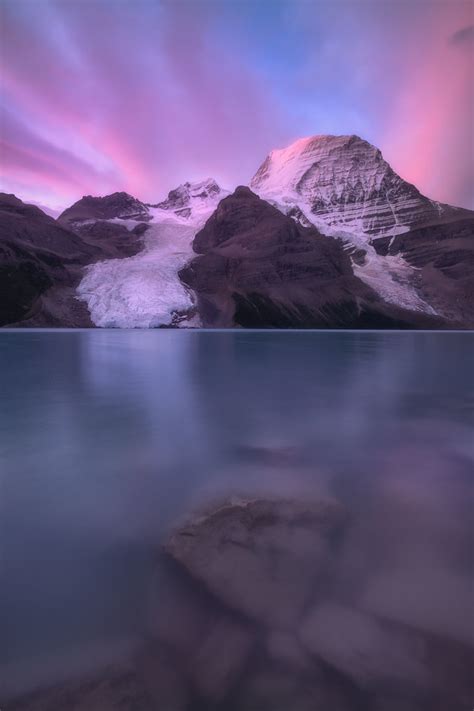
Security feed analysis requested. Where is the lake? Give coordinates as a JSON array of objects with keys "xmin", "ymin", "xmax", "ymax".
[{"xmin": 1, "ymin": 330, "xmax": 473, "ymax": 709}]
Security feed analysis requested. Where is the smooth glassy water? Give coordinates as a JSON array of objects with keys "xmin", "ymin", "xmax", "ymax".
[{"xmin": 0, "ymin": 330, "xmax": 473, "ymax": 708}]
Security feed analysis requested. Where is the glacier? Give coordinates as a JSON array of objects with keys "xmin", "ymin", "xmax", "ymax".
[{"xmin": 77, "ymin": 180, "xmax": 227, "ymax": 328}]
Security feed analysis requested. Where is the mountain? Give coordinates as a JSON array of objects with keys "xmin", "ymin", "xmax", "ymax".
[
  {"xmin": 75, "ymin": 179, "xmax": 228, "ymax": 328},
  {"xmin": 0, "ymin": 194, "xmax": 92, "ymax": 257},
  {"xmin": 0, "ymin": 180, "xmax": 227, "ymax": 328},
  {"xmin": 372, "ymin": 217, "xmax": 474, "ymax": 325},
  {"xmin": 28, "ymin": 201, "xmax": 63, "ymax": 219},
  {"xmin": 250, "ymin": 135, "xmax": 474, "ymax": 325},
  {"xmin": 250, "ymin": 134, "xmax": 466, "ymax": 237},
  {"xmin": 0, "ymin": 193, "xmax": 91, "ymax": 326},
  {"xmin": 1, "ymin": 137, "xmax": 472, "ymax": 329},
  {"xmin": 150, "ymin": 178, "xmax": 227, "ymax": 220},
  {"xmin": 179, "ymin": 187, "xmax": 446, "ymax": 329},
  {"xmin": 0, "ymin": 193, "xmax": 147, "ymax": 327},
  {"xmin": 57, "ymin": 191, "xmax": 151, "ymax": 228}
]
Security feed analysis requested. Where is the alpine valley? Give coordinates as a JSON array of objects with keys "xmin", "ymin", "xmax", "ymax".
[{"xmin": 1, "ymin": 135, "xmax": 473, "ymax": 329}]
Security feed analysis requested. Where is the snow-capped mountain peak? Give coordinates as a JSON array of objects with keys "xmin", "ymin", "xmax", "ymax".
[
  {"xmin": 255, "ymin": 135, "xmax": 369, "ymax": 195},
  {"xmin": 249, "ymin": 134, "xmax": 459, "ymax": 315},
  {"xmin": 251, "ymin": 134, "xmax": 452, "ymax": 237},
  {"xmin": 151, "ymin": 178, "xmax": 227, "ymax": 220}
]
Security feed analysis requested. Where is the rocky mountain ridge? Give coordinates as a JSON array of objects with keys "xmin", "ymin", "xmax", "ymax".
[
  {"xmin": 151, "ymin": 178, "xmax": 225, "ymax": 219},
  {"xmin": 1, "ymin": 134, "xmax": 473, "ymax": 328},
  {"xmin": 0, "ymin": 193, "xmax": 147, "ymax": 326},
  {"xmin": 249, "ymin": 134, "xmax": 473, "ymax": 325},
  {"xmin": 57, "ymin": 191, "xmax": 151, "ymax": 227},
  {"xmin": 180, "ymin": 187, "xmax": 448, "ymax": 329},
  {"xmin": 250, "ymin": 134, "xmax": 465, "ymax": 237}
]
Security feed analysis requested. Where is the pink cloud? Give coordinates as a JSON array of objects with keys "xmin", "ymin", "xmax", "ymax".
[
  {"xmin": 1, "ymin": 0, "xmax": 285, "ymax": 207},
  {"xmin": 0, "ymin": 0, "xmax": 472, "ymax": 210},
  {"xmin": 379, "ymin": 5, "xmax": 473, "ymax": 207}
]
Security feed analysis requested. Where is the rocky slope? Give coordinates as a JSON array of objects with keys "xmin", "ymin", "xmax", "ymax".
[
  {"xmin": 1, "ymin": 135, "xmax": 473, "ymax": 328},
  {"xmin": 250, "ymin": 134, "xmax": 465, "ymax": 237},
  {"xmin": 372, "ymin": 216, "xmax": 474, "ymax": 325},
  {"xmin": 179, "ymin": 186, "xmax": 447, "ymax": 328},
  {"xmin": 76, "ymin": 179, "xmax": 228, "ymax": 327},
  {"xmin": 57, "ymin": 191, "xmax": 151, "ymax": 228},
  {"xmin": 250, "ymin": 134, "xmax": 474, "ymax": 324},
  {"xmin": 0, "ymin": 193, "xmax": 92, "ymax": 326},
  {"xmin": 0, "ymin": 193, "xmax": 147, "ymax": 327}
]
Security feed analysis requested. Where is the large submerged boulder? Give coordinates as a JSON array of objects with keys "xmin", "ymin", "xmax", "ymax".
[
  {"xmin": 164, "ymin": 496, "xmax": 347, "ymax": 629},
  {"xmin": 9, "ymin": 491, "xmax": 473, "ymax": 711}
]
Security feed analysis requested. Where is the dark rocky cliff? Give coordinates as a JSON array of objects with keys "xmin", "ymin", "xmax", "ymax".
[
  {"xmin": 179, "ymin": 187, "xmax": 449, "ymax": 329},
  {"xmin": 0, "ymin": 194, "xmax": 147, "ymax": 327}
]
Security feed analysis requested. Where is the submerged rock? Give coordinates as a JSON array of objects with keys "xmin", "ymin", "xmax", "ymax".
[
  {"xmin": 264, "ymin": 630, "xmax": 315, "ymax": 676},
  {"xmin": 136, "ymin": 643, "xmax": 189, "ymax": 711},
  {"xmin": 189, "ymin": 613, "xmax": 255, "ymax": 702},
  {"xmin": 299, "ymin": 602, "xmax": 429, "ymax": 690},
  {"xmin": 6, "ymin": 667, "xmax": 157, "ymax": 711},
  {"xmin": 148, "ymin": 558, "xmax": 256, "ymax": 704},
  {"xmin": 164, "ymin": 496, "xmax": 347, "ymax": 630},
  {"xmin": 229, "ymin": 658, "xmax": 355, "ymax": 711}
]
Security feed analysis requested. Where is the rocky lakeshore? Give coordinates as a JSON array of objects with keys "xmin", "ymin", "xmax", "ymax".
[{"xmin": 5, "ymin": 490, "xmax": 473, "ymax": 711}]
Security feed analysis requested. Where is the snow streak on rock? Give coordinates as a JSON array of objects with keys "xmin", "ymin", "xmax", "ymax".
[
  {"xmin": 251, "ymin": 135, "xmax": 451, "ymax": 238},
  {"xmin": 297, "ymin": 204, "xmax": 436, "ymax": 314}
]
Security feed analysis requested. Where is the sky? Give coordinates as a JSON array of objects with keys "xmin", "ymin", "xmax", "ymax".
[{"xmin": 0, "ymin": 0, "xmax": 473, "ymax": 212}]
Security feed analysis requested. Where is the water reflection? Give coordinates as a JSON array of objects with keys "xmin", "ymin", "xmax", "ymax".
[{"xmin": 0, "ymin": 330, "xmax": 473, "ymax": 704}]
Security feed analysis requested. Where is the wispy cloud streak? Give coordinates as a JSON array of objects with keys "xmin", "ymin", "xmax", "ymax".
[{"xmin": 0, "ymin": 0, "xmax": 472, "ymax": 209}]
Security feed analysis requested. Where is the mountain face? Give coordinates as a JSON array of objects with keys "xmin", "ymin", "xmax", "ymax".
[
  {"xmin": 57, "ymin": 191, "xmax": 151, "ymax": 228},
  {"xmin": 372, "ymin": 217, "xmax": 474, "ymax": 325},
  {"xmin": 250, "ymin": 135, "xmax": 474, "ymax": 325},
  {"xmin": 179, "ymin": 187, "xmax": 445, "ymax": 329},
  {"xmin": 75, "ymin": 180, "xmax": 228, "ymax": 328},
  {"xmin": 0, "ymin": 193, "xmax": 91, "ymax": 326},
  {"xmin": 1, "ymin": 136, "xmax": 473, "ymax": 329},
  {"xmin": 151, "ymin": 178, "xmax": 226, "ymax": 220},
  {"xmin": 0, "ymin": 193, "xmax": 147, "ymax": 327},
  {"xmin": 0, "ymin": 181, "xmax": 228, "ymax": 328},
  {"xmin": 251, "ymin": 135, "xmax": 461, "ymax": 237}
]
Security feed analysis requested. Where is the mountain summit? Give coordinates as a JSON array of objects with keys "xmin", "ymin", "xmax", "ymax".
[
  {"xmin": 152, "ymin": 178, "xmax": 226, "ymax": 220},
  {"xmin": 58, "ymin": 191, "xmax": 151, "ymax": 227},
  {"xmin": 250, "ymin": 135, "xmax": 458, "ymax": 236}
]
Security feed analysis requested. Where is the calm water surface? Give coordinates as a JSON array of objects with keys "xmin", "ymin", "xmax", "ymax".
[{"xmin": 0, "ymin": 330, "xmax": 473, "ymax": 700}]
